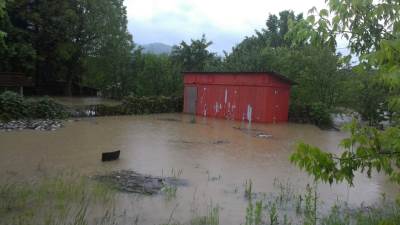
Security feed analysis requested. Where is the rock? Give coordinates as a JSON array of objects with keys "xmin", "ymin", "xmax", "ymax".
[{"xmin": 0, "ymin": 119, "xmax": 64, "ymax": 132}]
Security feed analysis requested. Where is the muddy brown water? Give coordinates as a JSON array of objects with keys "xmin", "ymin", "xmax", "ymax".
[{"xmin": 0, "ymin": 114, "xmax": 398, "ymax": 224}]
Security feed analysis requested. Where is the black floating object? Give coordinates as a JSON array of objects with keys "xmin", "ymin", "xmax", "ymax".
[{"xmin": 102, "ymin": 150, "xmax": 120, "ymax": 162}]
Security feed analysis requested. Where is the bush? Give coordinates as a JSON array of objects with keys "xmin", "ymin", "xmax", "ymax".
[
  {"xmin": 289, "ymin": 102, "xmax": 333, "ymax": 128},
  {"xmin": 94, "ymin": 104, "xmax": 125, "ymax": 116},
  {"xmin": 0, "ymin": 91, "xmax": 28, "ymax": 121},
  {"xmin": 79, "ymin": 96, "xmax": 183, "ymax": 117},
  {"xmin": 122, "ymin": 95, "xmax": 183, "ymax": 115},
  {"xmin": 0, "ymin": 92, "xmax": 69, "ymax": 121},
  {"xmin": 27, "ymin": 97, "xmax": 69, "ymax": 119}
]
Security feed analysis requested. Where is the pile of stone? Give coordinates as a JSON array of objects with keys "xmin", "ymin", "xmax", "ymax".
[
  {"xmin": 94, "ymin": 170, "xmax": 187, "ymax": 195},
  {"xmin": 0, "ymin": 119, "xmax": 63, "ymax": 131}
]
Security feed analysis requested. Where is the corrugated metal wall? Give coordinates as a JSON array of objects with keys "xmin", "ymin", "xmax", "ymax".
[{"xmin": 183, "ymin": 72, "xmax": 292, "ymax": 123}]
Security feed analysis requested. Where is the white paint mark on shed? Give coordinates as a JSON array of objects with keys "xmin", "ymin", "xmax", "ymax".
[
  {"xmin": 224, "ymin": 88, "xmax": 228, "ymax": 104},
  {"xmin": 247, "ymin": 104, "xmax": 253, "ymax": 123}
]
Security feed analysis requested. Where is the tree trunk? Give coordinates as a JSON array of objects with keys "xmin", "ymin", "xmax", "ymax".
[
  {"xmin": 65, "ymin": 72, "xmax": 73, "ymax": 96},
  {"xmin": 65, "ymin": 52, "xmax": 82, "ymax": 96}
]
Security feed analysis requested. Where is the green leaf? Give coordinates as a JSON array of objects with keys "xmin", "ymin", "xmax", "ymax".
[{"xmin": 319, "ymin": 9, "xmax": 329, "ymax": 17}]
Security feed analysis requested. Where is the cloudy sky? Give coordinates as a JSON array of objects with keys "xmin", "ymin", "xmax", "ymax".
[{"xmin": 124, "ymin": 0, "xmax": 327, "ymax": 54}]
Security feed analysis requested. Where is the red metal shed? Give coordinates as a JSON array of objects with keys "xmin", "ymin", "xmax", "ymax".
[{"xmin": 183, "ymin": 72, "xmax": 295, "ymax": 123}]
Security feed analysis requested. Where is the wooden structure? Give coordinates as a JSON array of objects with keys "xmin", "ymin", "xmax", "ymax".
[
  {"xmin": 0, "ymin": 72, "xmax": 34, "ymax": 96},
  {"xmin": 183, "ymin": 72, "xmax": 295, "ymax": 123}
]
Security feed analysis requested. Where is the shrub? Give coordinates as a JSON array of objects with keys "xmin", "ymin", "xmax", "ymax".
[
  {"xmin": 94, "ymin": 104, "xmax": 125, "ymax": 116},
  {"xmin": 27, "ymin": 97, "xmax": 69, "ymax": 119},
  {"xmin": 122, "ymin": 95, "xmax": 183, "ymax": 115},
  {"xmin": 0, "ymin": 91, "xmax": 27, "ymax": 121},
  {"xmin": 309, "ymin": 102, "xmax": 333, "ymax": 127},
  {"xmin": 0, "ymin": 92, "xmax": 69, "ymax": 121},
  {"xmin": 289, "ymin": 102, "xmax": 333, "ymax": 128},
  {"xmin": 79, "ymin": 96, "xmax": 183, "ymax": 117}
]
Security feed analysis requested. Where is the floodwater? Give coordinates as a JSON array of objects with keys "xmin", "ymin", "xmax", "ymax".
[{"xmin": 0, "ymin": 114, "xmax": 398, "ymax": 224}]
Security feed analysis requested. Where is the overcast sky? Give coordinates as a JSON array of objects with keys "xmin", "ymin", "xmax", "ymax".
[{"xmin": 124, "ymin": 0, "xmax": 327, "ymax": 54}]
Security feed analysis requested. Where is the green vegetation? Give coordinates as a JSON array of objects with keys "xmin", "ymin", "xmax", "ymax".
[
  {"xmin": 189, "ymin": 205, "xmax": 220, "ymax": 225},
  {"xmin": 0, "ymin": 172, "xmax": 115, "ymax": 225},
  {"xmin": 88, "ymin": 95, "xmax": 183, "ymax": 116},
  {"xmin": 1, "ymin": 0, "xmax": 133, "ymax": 96},
  {"xmin": 289, "ymin": 0, "xmax": 400, "ymax": 188},
  {"xmin": 245, "ymin": 194, "xmax": 264, "ymax": 225},
  {"xmin": 243, "ymin": 179, "xmax": 400, "ymax": 225},
  {"xmin": 289, "ymin": 102, "xmax": 333, "ymax": 128},
  {"xmin": 321, "ymin": 202, "xmax": 400, "ymax": 225},
  {"xmin": 1, "ymin": 173, "xmax": 399, "ymax": 225},
  {"xmin": 161, "ymin": 168, "xmax": 183, "ymax": 201},
  {"xmin": 221, "ymin": 11, "xmax": 350, "ymax": 126},
  {"xmin": 171, "ymin": 34, "xmax": 222, "ymax": 72},
  {"xmin": 0, "ymin": 91, "xmax": 27, "ymax": 120},
  {"xmin": 0, "ymin": 91, "xmax": 68, "ymax": 121},
  {"xmin": 27, "ymin": 97, "xmax": 70, "ymax": 120},
  {"xmin": 0, "ymin": 0, "xmax": 219, "ymax": 98},
  {"xmin": 122, "ymin": 96, "xmax": 182, "ymax": 114},
  {"xmin": 287, "ymin": 2, "xmax": 400, "ymax": 225},
  {"xmin": 0, "ymin": 91, "xmax": 183, "ymax": 120}
]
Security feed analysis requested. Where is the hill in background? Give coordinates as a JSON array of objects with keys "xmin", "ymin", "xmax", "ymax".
[{"xmin": 141, "ymin": 43, "xmax": 172, "ymax": 55}]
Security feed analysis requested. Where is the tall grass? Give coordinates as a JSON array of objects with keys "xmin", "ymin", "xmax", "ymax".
[
  {"xmin": 161, "ymin": 168, "xmax": 183, "ymax": 200},
  {"xmin": 190, "ymin": 205, "xmax": 220, "ymax": 225},
  {"xmin": 243, "ymin": 178, "xmax": 400, "ymax": 225},
  {"xmin": 163, "ymin": 204, "xmax": 220, "ymax": 225},
  {"xmin": 1, "ymin": 174, "xmax": 399, "ymax": 225},
  {"xmin": 320, "ymin": 201, "xmax": 400, "ymax": 225},
  {"xmin": 0, "ymin": 172, "xmax": 115, "ymax": 225}
]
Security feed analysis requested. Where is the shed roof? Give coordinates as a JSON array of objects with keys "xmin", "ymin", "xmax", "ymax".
[{"xmin": 183, "ymin": 71, "xmax": 297, "ymax": 85}]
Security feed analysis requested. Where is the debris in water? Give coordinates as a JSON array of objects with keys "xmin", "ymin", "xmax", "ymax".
[
  {"xmin": 94, "ymin": 170, "xmax": 188, "ymax": 195},
  {"xmin": 208, "ymin": 175, "xmax": 222, "ymax": 182},
  {"xmin": 169, "ymin": 140, "xmax": 205, "ymax": 144},
  {"xmin": 212, "ymin": 140, "xmax": 230, "ymax": 145},
  {"xmin": 101, "ymin": 150, "xmax": 120, "ymax": 161},
  {"xmin": 255, "ymin": 133, "xmax": 273, "ymax": 139},
  {"xmin": 169, "ymin": 139, "xmax": 230, "ymax": 145},
  {"xmin": 233, "ymin": 126, "xmax": 272, "ymax": 139},
  {"xmin": 158, "ymin": 118, "xmax": 181, "ymax": 122}
]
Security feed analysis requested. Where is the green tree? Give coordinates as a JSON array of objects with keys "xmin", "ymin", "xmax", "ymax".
[
  {"xmin": 290, "ymin": 0, "xmax": 400, "ymax": 186},
  {"xmin": 171, "ymin": 34, "xmax": 218, "ymax": 71},
  {"xmin": 0, "ymin": 0, "xmax": 37, "ymax": 74},
  {"xmin": 81, "ymin": 0, "xmax": 134, "ymax": 98},
  {"xmin": 223, "ymin": 11, "xmax": 349, "ymax": 127},
  {"xmin": 341, "ymin": 71, "xmax": 390, "ymax": 126},
  {"xmin": 262, "ymin": 46, "xmax": 345, "ymax": 108},
  {"xmin": 133, "ymin": 53, "xmax": 182, "ymax": 97},
  {"xmin": 0, "ymin": 0, "xmax": 134, "ymax": 96},
  {"xmin": 224, "ymin": 10, "xmax": 303, "ymax": 71},
  {"xmin": 223, "ymin": 35, "xmax": 268, "ymax": 71},
  {"xmin": 57, "ymin": 0, "xmax": 133, "ymax": 96},
  {"xmin": 223, "ymin": 10, "xmax": 347, "ymax": 110},
  {"xmin": 0, "ymin": 0, "xmax": 6, "ymax": 45}
]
